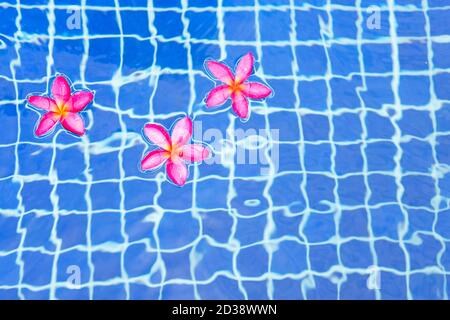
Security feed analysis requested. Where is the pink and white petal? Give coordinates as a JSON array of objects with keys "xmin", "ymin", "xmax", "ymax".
[
  {"xmin": 28, "ymin": 96, "xmax": 57, "ymax": 111},
  {"xmin": 231, "ymin": 91, "xmax": 249, "ymax": 119},
  {"xmin": 181, "ymin": 144, "xmax": 210, "ymax": 162},
  {"xmin": 171, "ymin": 116, "xmax": 192, "ymax": 147},
  {"xmin": 67, "ymin": 91, "xmax": 94, "ymax": 112},
  {"xmin": 166, "ymin": 159, "xmax": 188, "ymax": 187},
  {"xmin": 51, "ymin": 76, "xmax": 71, "ymax": 105},
  {"xmin": 61, "ymin": 112, "xmax": 85, "ymax": 136},
  {"xmin": 206, "ymin": 61, "xmax": 234, "ymax": 85},
  {"xmin": 235, "ymin": 53, "xmax": 254, "ymax": 84},
  {"xmin": 143, "ymin": 123, "xmax": 171, "ymax": 150},
  {"xmin": 242, "ymin": 82, "xmax": 272, "ymax": 99},
  {"xmin": 141, "ymin": 149, "xmax": 169, "ymax": 171},
  {"xmin": 205, "ymin": 85, "xmax": 232, "ymax": 108},
  {"xmin": 35, "ymin": 112, "xmax": 60, "ymax": 137}
]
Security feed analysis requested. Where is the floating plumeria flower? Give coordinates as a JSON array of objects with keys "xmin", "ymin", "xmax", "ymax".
[
  {"xmin": 204, "ymin": 52, "xmax": 272, "ymax": 120},
  {"xmin": 140, "ymin": 116, "xmax": 211, "ymax": 187},
  {"xmin": 27, "ymin": 75, "xmax": 94, "ymax": 137}
]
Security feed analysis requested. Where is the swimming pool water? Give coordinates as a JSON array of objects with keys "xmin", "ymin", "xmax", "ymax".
[{"xmin": 0, "ymin": 0, "xmax": 450, "ymax": 300}]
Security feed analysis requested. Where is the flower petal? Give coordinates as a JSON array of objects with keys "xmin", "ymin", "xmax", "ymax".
[
  {"xmin": 242, "ymin": 82, "xmax": 272, "ymax": 99},
  {"xmin": 166, "ymin": 158, "xmax": 188, "ymax": 186},
  {"xmin": 181, "ymin": 144, "xmax": 210, "ymax": 162},
  {"xmin": 35, "ymin": 112, "xmax": 60, "ymax": 137},
  {"xmin": 231, "ymin": 91, "xmax": 249, "ymax": 119},
  {"xmin": 235, "ymin": 52, "xmax": 254, "ymax": 84},
  {"xmin": 28, "ymin": 96, "xmax": 57, "ymax": 111},
  {"xmin": 171, "ymin": 116, "xmax": 192, "ymax": 147},
  {"xmin": 141, "ymin": 149, "xmax": 169, "ymax": 171},
  {"xmin": 61, "ymin": 112, "xmax": 85, "ymax": 136},
  {"xmin": 205, "ymin": 85, "xmax": 232, "ymax": 108},
  {"xmin": 67, "ymin": 91, "xmax": 94, "ymax": 112},
  {"xmin": 51, "ymin": 76, "xmax": 71, "ymax": 105},
  {"xmin": 143, "ymin": 123, "xmax": 171, "ymax": 150},
  {"xmin": 206, "ymin": 61, "xmax": 234, "ymax": 85}
]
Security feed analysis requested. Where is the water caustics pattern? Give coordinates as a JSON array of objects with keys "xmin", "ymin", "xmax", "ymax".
[{"xmin": 0, "ymin": 0, "xmax": 450, "ymax": 300}]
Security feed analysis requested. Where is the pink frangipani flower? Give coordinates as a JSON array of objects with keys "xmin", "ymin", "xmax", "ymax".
[
  {"xmin": 27, "ymin": 75, "xmax": 94, "ymax": 137},
  {"xmin": 205, "ymin": 52, "xmax": 272, "ymax": 120},
  {"xmin": 140, "ymin": 116, "xmax": 211, "ymax": 187}
]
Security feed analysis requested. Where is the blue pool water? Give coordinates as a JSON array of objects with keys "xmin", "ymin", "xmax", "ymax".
[{"xmin": 0, "ymin": 0, "xmax": 450, "ymax": 300}]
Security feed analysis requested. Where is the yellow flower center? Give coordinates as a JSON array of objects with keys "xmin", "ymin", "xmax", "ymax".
[
  {"xmin": 56, "ymin": 103, "xmax": 69, "ymax": 117},
  {"xmin": 168, "ymin": 144, "xmax": 183, "ymax": 161},
  {"xmin": 230, "ymin": 80, "xmax": 243, "ymax": 93}
]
